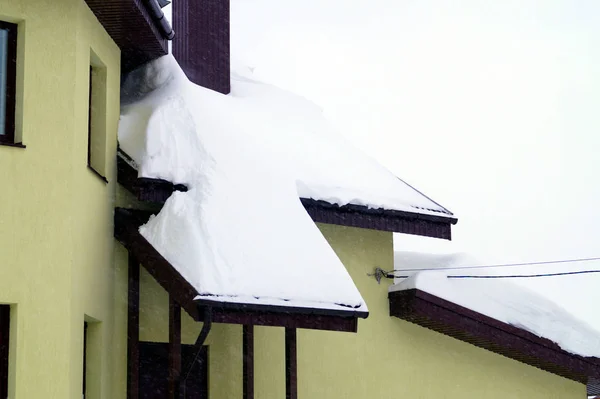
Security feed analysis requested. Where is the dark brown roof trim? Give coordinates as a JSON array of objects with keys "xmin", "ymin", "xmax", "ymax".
[
  {"xmin": 117, "ymin": 154, "xmax": 187, "ymax": 203},
  {"xmin": 115, "ymin": 208, "xmax": 365, "ymax": 332},
  {"xmin": 302, "ymin": 198, "xmax": 456, "ymax": 239},
  {"xmin": 116, "ymin": 151, "xmax": 456, "ymax": 238},
  {"xmin": 84, "ymin": 0, "xmax": 171, "ymax": 71},
  {"xmin": 116, "ymin": 207, "xmax": 200, "ymax": 320},
  {"xmin": 198, "ymin": 302, "xmax": 359, "ymax": 333},
  {"xmin": 389, "ymin": 289, "xmax": 600, "ymax": 384}
]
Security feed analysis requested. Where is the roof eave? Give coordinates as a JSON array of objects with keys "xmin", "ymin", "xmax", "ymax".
[
  {"xmin": 115, "ymin": 207, "xmax": 366, "ymax": 333},
  {"xmin": 389, "ymin": 289, "xmax": 600, "ymax": 384},
  {"xmin": 116, "ymin": 152, "xmax": 457, "ymax": 238},
  {"xmin": 84, "ymin": 0, "xmax": 174, "ymax": 72}
]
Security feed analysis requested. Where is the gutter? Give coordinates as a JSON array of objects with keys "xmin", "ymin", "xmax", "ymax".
[{"xmin": 145, "ymin": 0, "xmax": 175, "ymax": 40}]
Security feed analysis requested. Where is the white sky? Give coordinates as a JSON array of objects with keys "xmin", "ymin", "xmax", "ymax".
[{"xmin": 229, "ymin": 0, "xmax": 600, "ymax": 332}]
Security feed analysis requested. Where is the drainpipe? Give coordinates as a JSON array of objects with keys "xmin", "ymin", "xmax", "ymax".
[
  {"xmin": 145, "ymin": 0, "xmax": 175, "ymax": 40},
  {"xmin": 181, "ymin": 307, "xmax": 213, "ymax": 394}
]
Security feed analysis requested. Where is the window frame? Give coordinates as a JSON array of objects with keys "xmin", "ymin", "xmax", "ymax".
[
  {"xmin": 0, "ymin": 20, "xmax": 17, "ymax": 145},
  {"xmin": 87, "ymin": 55, "xmax": 108, "ymax": 183}
]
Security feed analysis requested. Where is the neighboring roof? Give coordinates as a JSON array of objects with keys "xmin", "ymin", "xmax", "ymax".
[
  {"xmin": 391, "ymin": 252, "xmax": 600, "ymax": 358},
  {"xmin": 389, "ymin": 251, "xmax": 600, "ymax": 383},
  {"xmin": 590, "ymin": 377, "xmax": 600, "ymax": 396},
  {"xmin": 389, "ymin": 288, "xmax": 600, "ymax": 384}
]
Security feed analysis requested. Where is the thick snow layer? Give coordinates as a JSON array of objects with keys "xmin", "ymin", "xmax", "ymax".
[
  {"xmin": 119, "ymin": 55, "xmax": 373, "ymax": 311},
  {"xmin": 390, "ymin": 252, "xmax": 600, "ymax": 358},
  {"xmin": 120, "ymin": 58, "xmax": 453, "ymax": 218}
]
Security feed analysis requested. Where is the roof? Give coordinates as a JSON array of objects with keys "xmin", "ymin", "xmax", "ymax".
[
  {"xmin": 84, "ymin": 0, "xmax": 173, "ymax": 71},
  {"xmin": 116, "ymin": 55, "xmax": 456, "ymax": 319},
  {"xmin": 389, "ymin": 251, "xmax": 600, "ymax": 383},
  {"xmin": 119, "ymin": 56, "xmax": 456, "ymax": 224},
  {"xmin": 590, "ymin": 377, "xmax": 600, "ymax": 397},
  {"xmin": 389, "ymin": 288, "xmax": 600, "ymax": 384},
  {"xmin": 118, "ymin": 150, "xmax": 456, "ymax": 239},
  {"xmin": 115, "ymin": 207, "xmax": 365, "ymax": 332},
  {"xmin": 392, "ymin": 252, "xmax": 600, "ymax": 358}
]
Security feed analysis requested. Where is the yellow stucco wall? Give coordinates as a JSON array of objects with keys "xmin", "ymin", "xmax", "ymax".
[
  {"xmin": 113, "ymin": 242, "xmax": 243, "ymax": 399},
  {"xmin": 127, "ymin": 222, "xmax": 585, "ymax": 399},
  {"xmin": 0, "ymin": 1, "xmax": 120, "ymax": 398}
]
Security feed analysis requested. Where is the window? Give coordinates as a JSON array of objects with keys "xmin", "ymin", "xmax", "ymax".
[
  {"xmin": 83, "ymin": 318, "xmax": 101, "ymax": 398},
  {"xmin": 0, "ymin": 305, "xmax": 10, "ymax": 399},
  {"xmin": 83, "ymin": 322, "xmax": 88, "ymax": 398},
  {"xmin": 87, "ymin": 53, "xmax": 108, "ymax": 182},
  {"xmin": 0, "ymin": 21, "xmax": 17, "ymax": 145}
]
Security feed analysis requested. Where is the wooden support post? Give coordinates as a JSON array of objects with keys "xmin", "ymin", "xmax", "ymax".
[
  {"xmin": 127, "ymin": 254, "xmax": 140, "ymax": 399},
  {"xmin": 168, "ymin": 296, "xmax": 182, "ymax": 399},
  {"xmin": 243, "ymin": 325, "xmax": 254, "ymax": 399},
  {"xmin": 285, "ymin": 328, "xmax": 297, "ymax": 399}
]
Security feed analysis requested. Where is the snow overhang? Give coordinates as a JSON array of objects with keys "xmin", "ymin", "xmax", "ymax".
[
  {"xmin": 389, "ymin": 289, "xmax": 600, "ymax": 384},
  {"xmin": 117, "ymin": 151, "xmax": 457, "ymax": 239},
  {"xmin": 115, "ymin": 207, "xmax": 367, "ymax": 332}
]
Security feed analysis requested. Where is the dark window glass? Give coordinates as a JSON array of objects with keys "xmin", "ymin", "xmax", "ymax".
[
  {"xmin": 0, "ymin": 21, "xmax": 17, "ymax": 144},
  {"xmin": 0, "ymin": 305, "xmax": 10, "ymax": 399}
]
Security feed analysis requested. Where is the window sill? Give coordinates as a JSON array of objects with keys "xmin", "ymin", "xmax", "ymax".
[
  {"xmin": 88, "ymin": 166, "xmax": 108, "ymax": 184},
  {"xmin": 0, "ymin": 141, "xmax": 26, "ymax": 149}
]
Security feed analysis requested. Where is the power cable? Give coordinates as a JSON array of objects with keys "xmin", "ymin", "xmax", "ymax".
[
  {"xmin": 447, "ymin": 269, "xmax": 600, "ymax": 279},
  {"xmin": 392, "ymin": 256, "xmax": 600, "ymax": 273},
  {"xmin": 369, "ymin": 267, "xmax": 600, "ymax": 283}
]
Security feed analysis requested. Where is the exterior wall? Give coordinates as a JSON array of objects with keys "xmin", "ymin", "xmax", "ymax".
[
  {"xmin": 127, "ymin": 223, "xmax": 586, "ymax": 399},
  {"xmin": 113, "ymin": 242, "xmax": 243, "ymax": 399},
  {"xmin": 0, "ymin": 1, "xmax": 120, "ymax": 398}
]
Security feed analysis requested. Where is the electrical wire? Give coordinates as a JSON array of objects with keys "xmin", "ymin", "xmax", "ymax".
[
  {"xmin": 447, "ymin": 269, "xmax": 600, "ymax": 279},
  {"xmin": 392, "ymin": 256, "xmax": 600, "ymax": 273},
  {"xmin": 373, "ymin": 268, "xmax": 600, "ymax": 281}
]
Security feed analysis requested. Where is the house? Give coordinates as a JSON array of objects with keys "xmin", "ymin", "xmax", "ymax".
[{"xmin": 1, "ymin": 1, "xmax": 598, "ymax": 399}]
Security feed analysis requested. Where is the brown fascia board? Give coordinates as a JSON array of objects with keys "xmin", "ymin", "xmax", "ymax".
[
  {"xmin": 301, "ymin": 198, "xmax": 456, "ymax": 239},
  {"xmin": 197, "ymin": 299, "xmax": 366, "ymax": 333},
  {"xmin": 84, "ymin": 0, "xmax": 172, "ymax": 72},
  {"xmin": 116, "ymin": 153, "xmax": 456, "ymax": 238},
  {"xmin": 117, "ymin": 154, "xmax": 187, "ymax": 204},
  {"xmin": 114, "ymin": 208, "xmax": 365, "ymax": 332},
  {"xmin": 115, "ymin": 208, "xmax": 200, "ymax": 320},
  {"xmin": 389, "ymin": 289, "xmax": 600, "ymax": 384}
]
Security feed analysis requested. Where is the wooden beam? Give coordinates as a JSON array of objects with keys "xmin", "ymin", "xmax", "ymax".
[
  {"xmin": 127, "ymin": 254, "xmax": 140, "ymax": 399},
  {"xmin": 243, "ymin": 325, "xmax": 254, "ymax": 399},
  {"xmin": 285, "ymin": 328, "xmax": 297, "ymax": 399},
  {"xmin": 168, "ymin": 297, "xmax": 181, "ymax": 399},
  {"xmin": 115, "ymin": 208, "xmax": 200, "ymax": 321}
]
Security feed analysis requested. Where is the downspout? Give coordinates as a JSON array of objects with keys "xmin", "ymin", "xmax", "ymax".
[
  {"xmin": 181, "ymin": 306, "xmax": 213, "ymax": 394},
  {"xmin": 145, "ymin": 0, "xmax": 175, "ymax": 40}
]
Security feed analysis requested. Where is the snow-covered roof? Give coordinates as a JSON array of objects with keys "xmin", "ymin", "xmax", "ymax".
[
  {"xmin": 117, "ymin": 54, "xmax": 453, "ymax": 313},
  {"xmin": 120, "ymin": 57, "xmax": 455, "ymax": 219},
  {"xmin": 390, "ymin": 251, "xmax": 600, "ymax": 358}
]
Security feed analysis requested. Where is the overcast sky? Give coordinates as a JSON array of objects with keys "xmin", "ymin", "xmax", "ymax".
[{"xmin": 228, "ymin": 0, "xmax": 600, "ymax": 331}]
